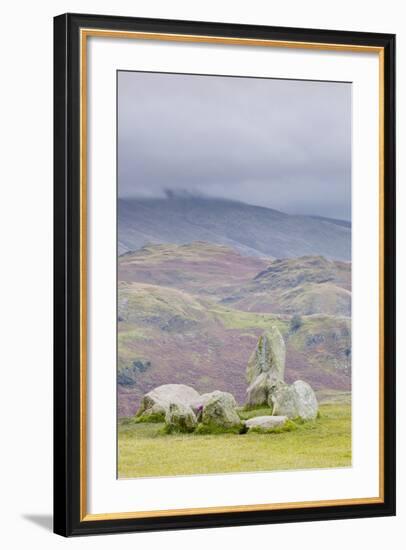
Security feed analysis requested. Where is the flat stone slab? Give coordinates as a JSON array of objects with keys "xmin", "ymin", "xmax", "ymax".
[{"xmin": 245, "ymin": 415, "xmax": 288, "ymax": 431}]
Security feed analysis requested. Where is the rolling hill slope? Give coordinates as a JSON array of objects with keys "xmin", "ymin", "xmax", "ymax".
[
  {"xmin": 220, "ymin": 255, "xmax": 351, "ymax": 316},
  {"xmin": 119, "ymin": 243, "xmax": 351, "ymax": 316}
]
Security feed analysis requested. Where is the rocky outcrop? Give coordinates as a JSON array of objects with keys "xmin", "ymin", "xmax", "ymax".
[
  {"xmin": 136, "ymin": 383, "xmax": 200, "ymax": 421},
  {"xmin": 245, "ymin": 415, "xmax": 288, "ymax": 432},
  {"xmin": 270, "ymin": 380, "xmax": 318, "ymax": 420},
  {"xmin": 165, "ymin": 402, "xmax": 197, "ymax": 433}
]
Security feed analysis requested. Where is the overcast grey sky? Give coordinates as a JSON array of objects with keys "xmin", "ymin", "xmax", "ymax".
[{"xmin": 118, "ymin": 71, "xmax": 351, "ymax": 220}]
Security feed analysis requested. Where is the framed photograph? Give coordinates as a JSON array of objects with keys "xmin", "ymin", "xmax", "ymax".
[{"xmin": 54, "ymin": 13, "xmax": 396, "ymax": 536}]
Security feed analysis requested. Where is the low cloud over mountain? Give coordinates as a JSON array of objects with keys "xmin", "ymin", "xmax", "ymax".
[{"xmin": 118, "ymin": 196, "xmax": 351, "ymax": 261}]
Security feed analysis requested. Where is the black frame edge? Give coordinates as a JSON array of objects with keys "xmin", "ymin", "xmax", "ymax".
[
  {"xmin": 382, "ymin": 33, "xmax": 396, "ymax": 517},
  {"xmin": 54, "ymin": 13, "xmax": 69, "ymax": 537},
  {"xmin": 61, "ymin": 11, "xmax": 395, "ymax": 45},
  {"xmin": 53, "ymin": 13, "xmax": 396, "ymax": 537}
]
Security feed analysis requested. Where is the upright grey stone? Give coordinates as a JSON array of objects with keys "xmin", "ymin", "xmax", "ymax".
[{"xmin": 246, "ymin": 327, "xmax": 286, "ymax": 385}]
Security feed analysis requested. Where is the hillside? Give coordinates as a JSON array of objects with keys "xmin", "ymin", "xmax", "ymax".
[
  {"xmin": 117, "ymin": 243, "xmax": 351, "ymax": 417},
  {"xmin": 221, "ymin": 255, "xmax": 351, "ymax": 316},
  {"xmin": 118, "ymin": 197, "xmax": 351, "ymax": 260},
  {"xmin": 119, "ymin": 243, "xmax": 351, "ymax": 315},
  {"xmin": 118, "ymin": 242, "xmax": 268, "ymax": 299}
]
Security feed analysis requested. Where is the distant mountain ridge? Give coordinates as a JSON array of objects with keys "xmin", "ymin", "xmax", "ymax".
[{"xmin": 118, "ymin": 197, "xmax": 351, "ymax": 261}]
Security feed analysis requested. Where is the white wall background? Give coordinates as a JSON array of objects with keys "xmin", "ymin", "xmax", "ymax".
[{"xmin": 0, "ymin": 0, "xmax": 403, "ymax": 547}]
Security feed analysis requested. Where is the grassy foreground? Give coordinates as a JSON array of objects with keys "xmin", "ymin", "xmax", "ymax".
[{"xmin": 118, "ymin": 402, "xmax": 351, "ymax": 478}]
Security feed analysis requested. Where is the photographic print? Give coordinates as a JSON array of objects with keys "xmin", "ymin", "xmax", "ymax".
[{"xmin": 117, "ymin": 71, "xmax": 352, "ymax": 479}]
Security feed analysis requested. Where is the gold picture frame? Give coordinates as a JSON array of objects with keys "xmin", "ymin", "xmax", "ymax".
[{"xmin": 54, "ymin": 13, "xmax": 396, "ymax": 536}]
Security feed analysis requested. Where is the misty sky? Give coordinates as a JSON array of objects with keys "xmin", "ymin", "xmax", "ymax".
[{"xmin": 118, "ymin": 71, "xmax": 351, "ymax": 220}]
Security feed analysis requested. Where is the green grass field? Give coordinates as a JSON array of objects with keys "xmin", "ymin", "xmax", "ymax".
[{"xmin": 118, "ymin": 402, "xmax": 351, "ymax": 478}]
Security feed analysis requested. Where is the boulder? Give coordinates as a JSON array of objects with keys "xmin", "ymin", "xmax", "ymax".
[
  {"xmin": 291, "ymin": 380, "xmax": 319, "ymax": 420},
  {"xmin": 136, "ymin": 384, "xmax": 200, "ymax": 420},
  {"xmin": 268, "ymin": 382, "xmax": 297, "ymax": 418},
  {"xmin": 270, "ymin": 380, "xmax": 318, "ymax": 420},
  {"xmin": 246, "ymin": 372, "xmax": 273, "ymax": 407},
  {"xmin": 246, "ymin": 327, "xmax": 286, "ymax": 385},
  {"xmin": 201, "ymin": 391, "xmax": 241, "ymax": 429},
  {"xmin": 245, "ymin": 415, "xmax": 288, "ymax": 432},
  {"xmin": 190, "ymin": 401, "xmax": 205, "ymax": 422},
  {"xmin": 137, "ymin": 403, "xmax": 167, "ymax": 422},
  {"xmin": 190, "ymin": 391, "xmax": 231, "ymax": 421},
  {"xmin": 165, "ymin": 402, "xmax": 197, "ymax": 433}
]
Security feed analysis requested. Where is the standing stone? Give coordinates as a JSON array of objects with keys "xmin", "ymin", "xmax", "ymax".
[
  {"xmin": 165, "ymin": 402, "xmax": 197, "ymax": 433},
  {"xmin": 246, "ymin": 327, "xmax": 286, "ymax": 385}
]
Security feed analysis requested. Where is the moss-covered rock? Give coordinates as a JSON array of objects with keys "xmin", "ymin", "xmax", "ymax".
[
  {"xmin": 134, "ymin": 407, "xmax": 166, "ymax": 423},
  {"xmin": 164, "ymin": 402, "xmax": 197, "ymax": 433},
  {"xmin": 201, "ymin": 391, "xmax": 242, "ymax": 431},
  {"xmin": 135, "ymin": 384, "xmax": 200, "ymax": 421}
]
